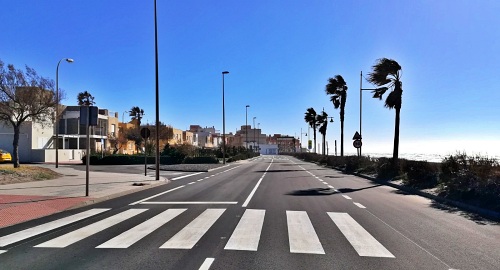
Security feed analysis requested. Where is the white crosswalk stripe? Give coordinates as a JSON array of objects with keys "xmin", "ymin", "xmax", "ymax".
[
  {"xmin": 7, "ymin": 207, "xmax": 394, "ymax": 258},
  {"xmin": 286, "ymin": 210, "xmax": 325, "ymax": 254},
  {"xmin": 328, "ymin": 212, "xmax": 394, "ymax": 258},
  {"xmin": 35, "ymin": 209, "xmax": 147, "ymax": 248},
  {"xmin": 0, "ymin": 208, "xmax": 110, "ymax": 247},
  {"xmin": 160, "ymin": 208, "xmax": 226, "ymax": 249},
  {"xmin": 225, "ymin": 209, "xmax": 265, "ymax": 251},
  {"xmin": 96, "ymin": 208, "xmax": 186, "ymax": 249}
]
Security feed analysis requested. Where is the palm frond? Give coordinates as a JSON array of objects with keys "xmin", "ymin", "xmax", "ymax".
[{"xmin": 372, "ymin": 87, "xmax": 388, "ymax": 100}]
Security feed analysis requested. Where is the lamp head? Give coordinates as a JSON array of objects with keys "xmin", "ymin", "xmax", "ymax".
[
  {"xmin": 222, "ymin": 71, "xmax": 229, "ymax": 74},
  {"xmin": 330, "ymin": 118, "xmax": 334, "ymax": 123},
  {"xmin": 246, "ymin": 105, "xmax": 250, "ymax": 108},
  {"xmin": 66, "ymin": 58, "xmax": 74, "ymax": 63}
]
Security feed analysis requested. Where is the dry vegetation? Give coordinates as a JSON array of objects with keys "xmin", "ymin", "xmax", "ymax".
[{"xmin": 0, "ymin": 164, "xmax": 61, "ymax": 185}]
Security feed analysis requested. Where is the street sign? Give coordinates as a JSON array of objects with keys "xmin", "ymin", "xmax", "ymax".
[
  {"xmin": 308, "ymin": 140, "xmax": 312, "ymax": 150},
  {"xmin": 79, "ymin": 106, "xmax": 98, "ymax": 126},
  {"xmin": 140, "ymin": 127, "xmax": 151, "ymax": 139},
  {"xmin": 352, "ymin": 131, "xmax": 362, "ymax": 140},
  {"xmin": 353, "ymin": 139, "xmax": 362, "ymax": 148}
]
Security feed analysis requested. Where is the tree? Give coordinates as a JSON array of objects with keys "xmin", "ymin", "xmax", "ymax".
[
  {"xmin": 123, "ymin": 127, "xmax": 143, "ymax": 153},
  {"xmin": 317, "ymin": 111, "xmax": 329, "ymax": 155},
  {"xmin": 77, "ymin": 91, "xmax": 95, "ymax": 106},
  {"xmin": 148, "ymin": 122, "xmax": 174, "ymax": 151},
  {"xmin": 107, "ymin": 130, "xmax": 128, "ymax": 154},
  {"xmin": 129, "ymin": 106, "xmax": 144, "ymax": 130},
  {"xmin": 0, "ymin": 60, "xmax": 58, "ymax": 167},
  {"xmin": 368, "ymin": 58, "xmax": 403, "ymax": 163},
  {"xmin": 304, "ymin": 107, "xmax": 319, "ymax": 153},
  {"xmin": 325, "ymin": 75, "xmax": 347, "ymax": 156}
]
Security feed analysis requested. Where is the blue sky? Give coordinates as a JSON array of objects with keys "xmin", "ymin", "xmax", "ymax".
[{"xmin": 1, "ymin": 0, "xmax": 499, "ymax": 157}]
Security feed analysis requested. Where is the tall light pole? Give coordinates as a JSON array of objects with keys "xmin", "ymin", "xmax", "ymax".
[
  {"xmin": 55, "ymin": 58, "xmax": 74, "ymax": 168},
  {"xmin": 245, "ymin": 105, "xmax": 250, "ymax": 149},
  {"xmin": 154, "ymin": 0, "xmax": 160, "ymax": 180},
  {"xmin": 300, "ymin": 127, "xmax": 307, "ymax": 152},
  {"xmin": 257, "ymin": 122, "xmax": 260, "ymax": 153},
  {"xmin": 359, "ymin": 71, "xmax": 377, "ymax": 156},
  {"xmin": 222, "ymin": 71, "xmax": 229, "ymax": 164},
  {"xmin": 253, "ymin": 116, "xmax": 256, "ymax": 152}
]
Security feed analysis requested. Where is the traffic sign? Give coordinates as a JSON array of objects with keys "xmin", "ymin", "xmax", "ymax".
[
  {"xmin": 141, "ymin": 127, "xmax": 151, "ymax": 139},
  {"xmin": 353, "ymin": 139, "xmax": 362, "ymax": 148},
  {"xmin": 352, "ymin": 131, "xmax": 362, "ymax": 140}
]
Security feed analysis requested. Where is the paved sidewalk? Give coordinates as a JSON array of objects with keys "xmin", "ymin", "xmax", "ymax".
[{"xmin": 0, "ymin": 165, "xmax": 168, "ymax": 228}]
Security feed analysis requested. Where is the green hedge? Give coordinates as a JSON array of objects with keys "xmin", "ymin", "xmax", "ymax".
[{"xmin": 183, "ymin": 156, "xmax": 219, "ymax": 164}]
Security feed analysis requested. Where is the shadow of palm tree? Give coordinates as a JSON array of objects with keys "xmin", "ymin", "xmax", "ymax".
[
  {"xmin": 286, "ymin": 188, "xmax": 339, "ymax": 196},
  {"xmin": 336, "ymin": 184, "xmax": 383, "ymax": 193}
]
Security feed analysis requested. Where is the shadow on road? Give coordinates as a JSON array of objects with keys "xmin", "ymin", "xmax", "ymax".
[
  {"xmin": 336, "ymin": 184, "xmax": 383, "ymax": 194},
  {"xmin": 256, "ymin": 169, "xmax": 305, "ymax": 173},
  {"xmin": 286, "ymin": 188, "xmax": 339, "ymax": 196}
]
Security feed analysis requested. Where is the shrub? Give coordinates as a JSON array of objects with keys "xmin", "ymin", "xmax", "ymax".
[
  {"xmin": 401, "ymin": 160, "xmax": 438, "ymax": 188},
  {"xmin": 183, "ymin": 156, "xmax": 219, "ymax": 164},
  {"xmin": 376, "ymin": 157, "xmax": 400, "ymax": 180}
]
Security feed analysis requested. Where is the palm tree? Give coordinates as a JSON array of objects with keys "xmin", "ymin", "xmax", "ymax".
[
  {"xmin": 304, "ymin": 108, "xmax": 319, "ymax": 153},
  {"xmin": 77, "ymin": 91, "xmax": 95, "ymax": 106},
  {"xmin": 325, "ymin": 75, "xmax": 347, "ymax": 156},
  {"xmin": 317, "ymin": 111, "xmax": 329, "ymax": 155},
  {"xmin": 129, "ymin": 106, "xmax": 145, "ymax": 130},
  {"xmin": 368, "ymin": 58, "xmax": 403, "ymax": 163}
]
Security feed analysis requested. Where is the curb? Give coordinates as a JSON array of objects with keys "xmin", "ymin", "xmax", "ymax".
[
  {"xmin": 329, "ymin": 166, "xmax": 500, "ymax": 220},
  {"xmin": 67, "ymin": 178, "xmax": 170, "ymax": 210}
]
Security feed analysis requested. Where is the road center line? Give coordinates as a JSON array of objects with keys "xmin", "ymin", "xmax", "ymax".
[
  {"xmin": 353, "ymin": 202, "xmax": 366, "ymax": 208},
  {"xmin": 171, "ymin": 172, "xmax": 204, "ymax": 181},
  {"xmin": 198, "ymin": 258, "xmax": 215, "ymax": 270},
  {"xmin": 129, "ymin": 185, "xmax": 185, "ymax": 205},
  {"xmin": 242, "ymin": 159, "xmax": 273, "ymax": 208},
  {"xmin": 342, "ymin": 195, "xmax": 352, "ymax": 200}
]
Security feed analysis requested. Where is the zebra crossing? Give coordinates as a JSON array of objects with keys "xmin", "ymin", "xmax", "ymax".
[{"xmin": 0, "ymin": 207, "xmax": 394, "ymax": 258}]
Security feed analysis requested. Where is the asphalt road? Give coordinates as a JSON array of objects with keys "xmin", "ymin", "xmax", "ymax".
[{"xmin": 1, "ymin": 156, "xmax": 499, "ymax": 269}]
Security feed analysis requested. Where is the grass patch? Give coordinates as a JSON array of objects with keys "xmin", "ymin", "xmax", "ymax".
[{"xmin": 0, "ymin": 164, "xmax": 61, "ymax": 185}]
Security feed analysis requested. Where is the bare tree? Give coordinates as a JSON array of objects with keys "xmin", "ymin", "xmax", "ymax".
[{"xmin": 0, "ymin": 60, "xmax": 59, "ymax": 167}]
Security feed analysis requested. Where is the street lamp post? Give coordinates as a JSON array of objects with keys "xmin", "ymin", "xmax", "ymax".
[
  {"xmin": 253, "ymin": 117, "xmax": 256, "ymax": 152},
  {"xmin": 359, "ymin": 71, "xmax": 377, "ymax": 156},
  {"xmin": 300, "ymin": 127, "xmax": 307, "ymax": 152},
  {"xmin": 257, "ymin": 122, "xmax": 260, "ymax": 153},
  {"xmin": 245, "ymin": 105, "xmax": 250, "ymax": 149},
  {"xmin": 55, "ymin": 58, "xmax": 74, "ymax": 168},
  {"xmin": 222, "ymin": 71, "xmax": 229, "ymax": 164}
]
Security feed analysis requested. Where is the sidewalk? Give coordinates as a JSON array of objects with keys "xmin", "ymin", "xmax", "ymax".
[{"xmin": 0, "ymin": 165, "xmax": 168, "ymax": 228}]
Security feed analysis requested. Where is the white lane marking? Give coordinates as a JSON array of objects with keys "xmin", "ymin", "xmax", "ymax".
[
  {"xmin": 199, "ymin": 258, "xmax": 215, "ymax": 270},
  {"xmin": 353, "ymin": 202, "xmax": 366, "ymax": 209},
  {"xmin": 140, "ymin": 201, "xmax": 238, "ymax": 205},
  {"xmin": 129, "ymin": 185, "xmax": 185, "ymax": 205},
  {"xmin": 366, "ymin": 210, "xmax": 454, "ymax": 268},
  {"xmin": 188, "ymin": 182, "xmax": 196, "ymax": 185},
  {"xmin": 0, "ymin": 250, "xmax": 7, "ymax": 255},
  {"xmin": 286, "ymin": 211, "xmax": 325, "ymax": 254},
  {"xmin": 35, "ymin": 209, "xmax": 148, "ymax": 248},
  {"xmin": 328, "ymin": 212, "xmax": 394, "ymax": 258},
  {"xmin": 327, "ymin": 185, "xmax": 335, "ymax": 189},
  {"xmin": 160, "ymin": 209, "xmax": 226, "ymax": 249},
  {"xmin": 197, "ymin": 179, "xmax": 204, "ymax": 182},
  {"xmin": 242, "ymin": 160, "xmax": 273, "ymax": 207},
  {"xmin": 172, "ymin": 172, "xmax": 204, "ymax": 181},
  {"xmin": 0, "ymin": 208, "xmax": 110, "ymax": 247},
  {"xmin": 342, "ymin": 195, "xmax": 352, "ymax": 200},
  {"xmin": 96, "ymin": 209, "xmax": 186, "ymax": 249},
  {"xmin": 225, "ymin": 209, "xmax": 265, "ymax": 251},
  {"xmin": 210, "ymin": 175, "xmax": 215, "ymax": 177}
]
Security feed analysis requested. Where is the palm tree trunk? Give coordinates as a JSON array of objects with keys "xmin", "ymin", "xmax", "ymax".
[
  {"xmin": 340, "ymin": 119, "xmax": 344, "ymax": 157},
  {"xmin": 393, "ymin": 107, "xmax": 400, "ymax": 164},
  {"xmin": 313, "ymin": 125, "xmax": 317, "ymax": 154}
]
